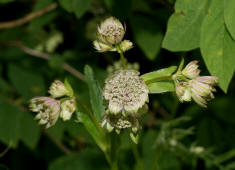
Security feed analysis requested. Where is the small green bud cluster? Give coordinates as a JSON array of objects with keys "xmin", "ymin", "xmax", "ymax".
[
  {"xmin": 102, "ymin": 69, "xmax": 149, "ymax": 143},
  {"xmin": 173, "ymin": 60, "xmax": 218, "ymax": 107},
  {"xmin": 93, "ymin": 17, "xmax": 133, "ymax": 53},
  {"xmin": 29, "ymin": 80, "xmax": 76, "ymax": 128}
]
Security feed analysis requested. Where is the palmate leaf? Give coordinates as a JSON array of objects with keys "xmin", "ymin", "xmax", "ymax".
[
  {"xmin": 200, "ymin": 0, "xmax": 235, "ymax": 93},
  {"xmin": 162, "ymin": 0, "xmax": 209, "ymax": 51}
]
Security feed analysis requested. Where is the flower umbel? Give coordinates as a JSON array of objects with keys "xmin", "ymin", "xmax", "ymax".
[
  {"xmin": 97, "ymin": 17, "xmax": 125, "ymax": 45},
  {"xmin": 49, "ymin": 80, "xmax": 68, "ymax": 98},
  {"xmin": 60, "ymin": 98, "xmax": 76, "ymax": 121},
  {"xmin": 173, "ymin": 60, "xmax": 219, "ymax": 107},
  {"xmin": 103, "ymin": 69, "xmax": 149, "ymax": 114},
  {"xmin": 29, "ymin": 97, "xmax": 60, "ymax": 128}
]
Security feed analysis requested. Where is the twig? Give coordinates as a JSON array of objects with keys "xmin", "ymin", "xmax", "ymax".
[
  {"xmin": 10, "ymin": 41, "xmax": 86, "ymax": 82},
  {"xmin": 0, "ymin": 2, "xmax": 58, "ymax": 29}
]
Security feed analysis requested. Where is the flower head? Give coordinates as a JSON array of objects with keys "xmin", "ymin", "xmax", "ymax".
[
  {"xmin": 29, "ymin": 97, "xmax": 60, "ymax": 128},
  {"xmin": 182, "ymin": 60, "xmax": 200, "ymax": 79},
  {"xmin": 103, "ymin": 70, "xmax": 149, "ymax": 114},
  {"xmin": 97, "ymin": 17, "xmax": 125, "ymax": 45},
  {"xmin": 189, "ymin": 76, "xmax": 218, "ymax": 107},
  {"xmin": 49, "ymin": 80, "xmax": 68, "ymax": 98},
  {"xmin": 60, "ymin": 98, "xmax": 76, "ymax": 121}
]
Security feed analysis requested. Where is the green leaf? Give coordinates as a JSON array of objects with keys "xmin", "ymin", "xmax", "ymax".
[
  {"xmin": 58, "ymin": 0, "xmax": 92, "ymax": 18},
  {"xmin": 8, "ymin": 64, "xmax": 46, "ymax": 100},
  {"xmin": 49, "ymin": 148, "xmax": 107, "ymax": 170},
  {"xmin": 162, "ymin": 0, "xmax": 209, "ymax": 51},
  {"xmin": 84, "ymin": 65, "xmax": 105, "ymax": 121},
  {"xmin": 19, "ymin": 112, "xmax": 41, "ymax": 149},
  {"xmin": 224, "ymin": 0, "xmax": 235, "ymax": 40},
  {"xmin": 0, "ymin": 98, "xmax": 21, "ymax": 147},
  {"xmin": 200, "ymin": 0, "xmax": 235, "ymax": 92},
  {"xmin": 130, "ymin": 15, "xmax": 163, "ymax": 60},
  {"xmin": 147, "ymin": 80, "xmax": 175, "ymax": 94},
  {"xmin": 76, "ymin": 112, "xmax": 106, "ymax": 151},
  {"xmin": 141, "ymin": 66, "xmax": 177, "ymax": 83}
]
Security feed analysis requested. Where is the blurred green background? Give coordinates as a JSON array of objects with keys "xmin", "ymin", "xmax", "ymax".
[{"xmin": 1, "ymin": 0, "xmax": 235, "ymax": 170}]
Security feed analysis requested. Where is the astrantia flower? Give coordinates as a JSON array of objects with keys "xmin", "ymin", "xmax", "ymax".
[
  {"xmin": 175, "ymin": 82, "xmax": 191, "ymax": 102},
  {"xmin": 189, "ymin": 76, "xmax": 218, "ymax": 107},
  {"xmin": 173, "ymin": 60, "xmax": 219, "ymax": 107},
  {"xmin": 49, "ymin": 80, "xmax": 68, "ymax": 98},
  {"xmin": 182, "ymin": 60, "xmax": 200, "ymax": 79},
  {"xmin": 29, "ymin": 97, "xmax": 60, "ymax": 128},
  {"xmin": 97, "ymin": 17, "xmax": 125, "ymax": 45},
  {"xmin": 60, "ymin": 98, "xmax": 76, "ymax": 121},
  {"xmin": 103, "ymin": 69, "xmax": 149, "ymax": 114}
]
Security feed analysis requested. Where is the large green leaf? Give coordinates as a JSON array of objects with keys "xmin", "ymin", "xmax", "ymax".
[
  {"xmin": 59, "ymin": 0, "xmax": 92, "ymax": 18},
  {"xmin": 19, "ymin": 112, "xmax": 41, "ymax": 149},
  {"xmin": 200, "ymin": 0, "xmax": 235, "ymax": 92},
  {"xmin": 0, "ymin": 98, "xmax": 40, "ymax": 149},
  {"xmin": 84, "ymin": 65, "xmax": 105, "ymax": 121},
  {"xmin": 130, "ymin": 15, "xmax": 163, "ymax": 60},
  {"xmin": 0, "ymin": 98, "xmax": 21, "ymax": 147},
  {"xmin": 141, "ymin": 66, "xmax": 177, "ymax": 83},
  {"xmin": 8, "ymin": 64, "xmax": 46, "ymax": 100},
  {"xmin": 224, "ymin": 0, "xmax": 235, "ymax": 40},
  {"xmin": 162, "ymin": 0, "xmax": 209, "ymax": 51}
]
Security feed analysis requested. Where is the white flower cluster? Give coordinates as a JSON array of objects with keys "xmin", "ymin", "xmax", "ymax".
[
  {"xmin": 173, "ymin": 60, "xmax": 218, "ymax": 107},
  {"xmin": 103, "ymin": 70, "xmax": 149, "ymax": 114},
  {"xmin": 29, "ymin": 80, "xmax": 76, "ymax": 128},
  {"xmin": 102, "ymin": 69, "xmax": 149, "ymax": 142}
]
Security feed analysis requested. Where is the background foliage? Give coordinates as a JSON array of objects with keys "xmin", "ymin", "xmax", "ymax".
[{"xmin": 1, "ymin": 0, "xmax": 235, "ymax": 169}]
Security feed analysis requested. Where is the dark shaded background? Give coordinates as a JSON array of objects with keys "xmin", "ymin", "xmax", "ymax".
[{"xmin": 0, "ymin": 0, "xmax": 235, "ymax": 170}]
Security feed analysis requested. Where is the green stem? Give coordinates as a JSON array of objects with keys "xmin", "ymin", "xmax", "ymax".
[
  {"xmin": 132, "ymin": 144, "xmax": 143, "ymax": 170},
  {"xmin": 151, "ymin": 147, "xmax": 163, "ymax": 170},
  {"xmin": 117, "ymin": 44, "xmax": 126, "ymax": 69}
]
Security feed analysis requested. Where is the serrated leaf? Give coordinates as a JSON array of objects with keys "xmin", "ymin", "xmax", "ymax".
[
  {"xmin": 84, "ymin": 65, "xmax": 105, "ymax": 121},
  {"xmin": 76, "ymin": 112, "xmax": 106, "ymax": 151},
  {"xmin": 224, "ymin": 0, "xmax": 235, "ymax": 40},
  {"xmin": 162, "ymin": 0, "xmax": 209, "ymax": 51},
  {"xmin": 147, "ymin": 80, "xmax": 175, "ymax": 94},
  {"xmin": 130, "ymin": 15, "xmax": 163, "ymax": 60},
  {"xmin": 141, "ymin": 66, "xmax": 177, "ymax": 83},
  {"xmin": 8, "ymin": 64, "xmax": 46, "ymax": 100},
  {"xmin": 200, "ymin": 0, "xmax": 235, "ymax": 92},
  {"xmin": 58, "ymin": 0, "xmax": 92, "ymax": 18}
]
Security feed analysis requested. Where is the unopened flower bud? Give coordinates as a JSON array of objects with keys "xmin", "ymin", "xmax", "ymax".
[
  {"xmin": 119, "ymin": 40, "xmax": 133, "ymax": 52},
  {"xmin": 103, "ymin": 70, "xmax": 149, "ymax": 114},
  {"xmin": 60, "ymin": 98, "xmax": 76, "ymax": 121},
  {"xmin": 49, "ymin": 80, "xmax": 68, "ymax": 98},
  {"xmin": 182, "ymin": 60, "xmax": 200, "ymax": 79},
  {"xmin": 97, "ymin": 17, "xmax": 125, "ymax": 45},
  {"xmin": 29, "ymin": 97, "xmax": 60, "ymax": 128},
  {"xmin": 175, "ymin": 82, "xmax": 191, "ymax": 102},
  {"xmin": 189, "ymin": 76, "xmax": 218, "ymax": 107}
]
